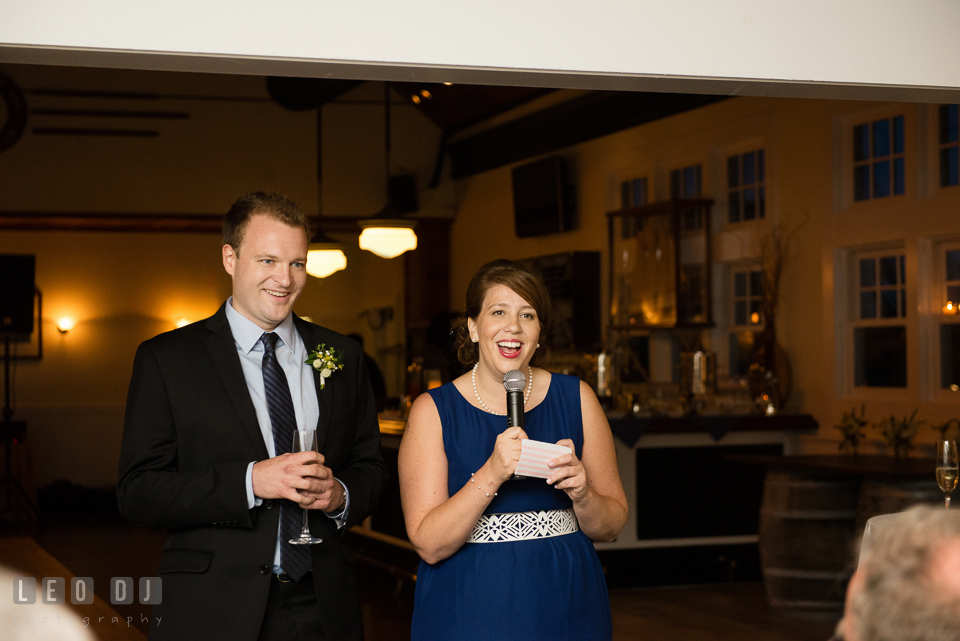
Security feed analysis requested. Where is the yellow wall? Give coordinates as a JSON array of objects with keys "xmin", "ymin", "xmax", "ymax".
[
  {"xmin": 447, "ymin": 96, "xmax": 960, "ymax": 456},
  {"xmin": 3, "ymin": 60, "xmax": 958, "ymax": 487},
  {"xmin": 0, "ymin": 66, "xmax": 442, "ymax": 487}
]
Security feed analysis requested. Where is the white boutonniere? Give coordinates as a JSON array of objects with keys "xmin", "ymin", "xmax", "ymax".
[{"xmin": 305, "ymin": 343, "xmax": 345, "ymax": 389}]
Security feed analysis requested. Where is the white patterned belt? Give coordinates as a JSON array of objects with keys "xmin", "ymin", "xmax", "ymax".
[{"xmin": 466, "ymin": 508, "xmax": 579, "ymax": 543}]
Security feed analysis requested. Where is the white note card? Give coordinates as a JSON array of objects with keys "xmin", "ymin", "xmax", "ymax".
[{"xmin": 515, "ymin": 439, "xmax": 572, "ymax": 479}]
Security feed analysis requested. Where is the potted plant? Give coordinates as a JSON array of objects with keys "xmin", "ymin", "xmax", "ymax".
[
  {"xmin": 834, "ymin": 404, "xmax": 869, "ymax": 455},
  {"xmin": 932, "ymin": 418, "xmax": 960, "ymax": 442},
  {"xmin": 874, "ymin": 409, "xmax": 924, "ymax": 458}
]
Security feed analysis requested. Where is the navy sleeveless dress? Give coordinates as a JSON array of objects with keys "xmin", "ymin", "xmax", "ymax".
[{"xmin": 411, "ymin": 374, "xmax": 612, "ymax": 641}]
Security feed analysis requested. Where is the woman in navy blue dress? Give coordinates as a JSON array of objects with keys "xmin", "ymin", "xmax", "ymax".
[{"xmin": 399, "ymin": 259, "xmax": 628, "ymax": 641}]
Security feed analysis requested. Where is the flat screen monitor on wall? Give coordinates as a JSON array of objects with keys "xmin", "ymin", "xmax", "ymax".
[{"xmin": 511, "ymin": 156, "xmax": 575, "ymax": 238}]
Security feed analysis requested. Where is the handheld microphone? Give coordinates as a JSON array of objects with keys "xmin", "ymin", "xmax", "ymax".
[{"xmin": 503, "ymin": 370, "xmax": 526, "ymax": 429}]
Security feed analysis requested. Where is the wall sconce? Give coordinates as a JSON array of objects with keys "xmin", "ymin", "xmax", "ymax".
[
  {"xmin": 944, "ymin": 301, "xmax": 957, "ymax": 315},
  {"xmin": 56, "ymin": 317, "xmax": 75, "ymax": 334}
]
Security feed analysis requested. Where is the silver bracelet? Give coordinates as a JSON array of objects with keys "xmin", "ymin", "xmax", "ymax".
[{"xmin": 469, "ymin": 471, "xmax": 497, "ymax": 498}]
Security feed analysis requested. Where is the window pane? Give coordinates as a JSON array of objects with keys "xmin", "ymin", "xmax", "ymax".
[
  {"xmin": 855, "ymin": 165, "xmax": 870, "ymax": 201},
  {"xmin": 621, "ymin": 181, "xmax": 631, "ymax": 209},
  {"xmin": 758, "ymin": 149, "xmax": 765, "ymax": 182},
  {"xmin": 941, "ymin": 105, "xmax": 959, "ymax": 144},
  {"xmin": 893, "ymin": 157, "xmax": 905, "ymax": 195},
  {"xmin": 683, "ymin": 166, "xmax": 699, "ymax": 197},
  {"xmin": 860, "ymin": 259, "xmax": 876, "ymax": 287},
  {"xmin": 749, "ymin": 300, "xmax": 761, "ymax": 324},
  {"xmin": 947, "ymin": 250, "xmax": 960, "ymax": 281},
  {"xmin": 750, "ymin": 270, "xmax": 763, "ymax": 297},
  {"xmin": 893, "ymin": 115, "xmax": 905, "ymax": 154},
  {"xmin": 861, "ymin": 291, "xmax": 877, "ymax": 319},
  {"xmin": 727, "ymin": 156, "xmax": 739, "ymax": 188},
  {"xmin": 948, "ymin": 105, "xmax": 959, "ymax": 142},
  {"xmin": 873, "ymin": 119, "xmax": 891, "ymax": 157},
  {"xmin": 901, "ymin": 288, "xmax": 907, "ymax": 318},
  {"xmin": 735, "ymin": 301, "xmax": 747, "ymax": 325},
  {"xmin": 758, "ymin": 186, "xmax": 766, "ymax": 218},
  {"xmin": 636, "ymin": 178, "xmax": 648, "ymax": 205},
  {"xmin": 684, "ymin": 167, "xmax": 696, "ymax": 197},
  {"xmin": 729, "ymin": 331, "xmax": 757, "ymax": 377},
  {"xmin": 854, "ymin": 124, "xmax": 869, "ymax": 162},
  {"xmin": 941, "ymin": 324, "xmax": 960, "ymax": 389},
  {"xmin": 948, "ymin": 285, "xmax": 960, "ymax": 305},
  {"xmin": 900, "ymin": 255, "xmax": 906, "ymax": 284},
  {"xmin": 728, "ymin": 191, "xmax": 741, "ymax": 223},
  {"xmin": 743, "ymin": 188, "xmax": 756, "ymax": 220},
  {"xmin": 670, "ymin": 169, "xmax": 680, "ymax": 199},
  {"xmin": 743, "ymin": 152, "xmax": 756, "ymax": 185},
  {"xmin": 734, "ymin": 272, "xmax": 747, "ymax": 297},
  {"xmin": 874, "ymin": 161, "xmax": 891, "ymax": 198},
  {"xmin": 880, "ymin": 289, "xmax": 899, "ymax": 318},
  {"xmin": 879, "ymin": 256, "xmax": 898, "ymax": 286},
  {"xmin": 855, "ymin": 326, "xmax": 907, "ymax": 387},
  {"xmin": 942, "ymin": 146, "xmax": 960, "ymax": 187}
]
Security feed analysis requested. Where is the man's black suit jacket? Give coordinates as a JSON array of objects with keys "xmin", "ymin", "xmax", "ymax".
[{"xmin": 117, "ymin": 304, "xmax": 387, "ymax": 640}]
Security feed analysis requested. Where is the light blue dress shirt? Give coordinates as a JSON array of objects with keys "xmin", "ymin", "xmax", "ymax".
[{"xmin": 225, "ymin": 298, "xmax": 349, "ymax": 573}]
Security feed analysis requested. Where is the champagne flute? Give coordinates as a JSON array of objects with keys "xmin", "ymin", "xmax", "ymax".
[
  {"xmin": 936, "ymin": 440, "xmax": 959, "ymax": 509},
  {"xmin": 289, "ymin": 428, "xmax": 323, "ymax": 544}
]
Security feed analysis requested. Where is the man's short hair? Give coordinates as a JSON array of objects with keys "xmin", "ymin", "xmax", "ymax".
[
  {"xmin": 222, "ymin": 192, "xmax": 311, "ymax": 254},
  {"xmin": 851, "ymin": 505, "xmax": 960, "ymax": 641}
]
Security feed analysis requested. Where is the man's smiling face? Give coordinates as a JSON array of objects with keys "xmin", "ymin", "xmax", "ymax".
[{"xmin": 222, "ymin": 213, "xmax": 308, "ymax": 331}]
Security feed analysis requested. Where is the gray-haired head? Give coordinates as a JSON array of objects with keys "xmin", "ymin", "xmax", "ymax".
[{"xmin": 849, "ymin": 504, "xmax": 960, "ymax": 641}]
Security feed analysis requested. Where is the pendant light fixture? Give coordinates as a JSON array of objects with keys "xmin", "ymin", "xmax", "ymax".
[
  {"xmin": 307, "ymin": 227, "xmax": 347, "ymax": 278},
  {"xmin": 308, "ymin": 107, "xmax": 347, "ymax": 278},
  {"xmin": 358, "ymin": 83, "xmax": 417, "ymax": 259}
]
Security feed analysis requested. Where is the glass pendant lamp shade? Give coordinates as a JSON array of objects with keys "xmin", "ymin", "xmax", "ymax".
[
  {"xmin": 307, "ymin": 246, "xmax": 347, "ymax": 278},
  {"xmin": 358, "ymin": 217, "xmax": 418, "ymax": 259},
  {"xmin": 306, "ymin": 227, "xmax": 347, "ymax": 278}
]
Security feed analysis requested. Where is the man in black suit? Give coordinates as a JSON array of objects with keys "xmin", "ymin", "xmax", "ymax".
[{"xmin": 118, "ymin": 192, "xmax": 386, "ymax": 640}]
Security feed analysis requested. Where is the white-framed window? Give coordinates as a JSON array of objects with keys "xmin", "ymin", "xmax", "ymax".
[
  {"xmin": 728, "ymin": 266, "xmax": 764, "ymax": 377},
  {"xmin": 618, "ymin": 175, "xmax": 649, "ymax": 239},
  {"xmin": 939, "ymin": 243, "xmax": 960, "ymax": 389},
  {"xmin": 727, "ymin": 150, "xmax": 765, "ymax": 223},
  {"xmin": 853, "ymin": 250, "xmax": 907, "ymax": 388},
  {"xmin": 670, "ymin": 163, "xmax": 703, "ymax": 230},
  {"xmin": 940, "ymin": 104, "xmax": 959, "ymax": 188},
  {"xmin": 853, "ymin": 115, "xmax": 905, "ymax": 201}
]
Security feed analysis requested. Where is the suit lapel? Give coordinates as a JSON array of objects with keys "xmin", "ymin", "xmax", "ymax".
[
  {"xmin": 295, "ymin": 317, "xmax": 334, "ymax": 453},
  {"xmin": 203, "ymin": 306, "xmax": 270, "ymax": 460}
]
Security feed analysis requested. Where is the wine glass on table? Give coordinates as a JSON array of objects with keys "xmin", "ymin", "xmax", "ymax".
[
  {"xmin": 289, "ymin": 428, "xmax": 323, "ymax": 544},
  {"xmin": 936, "ymin": 440, "xmax": 959, "ymax": 509}
]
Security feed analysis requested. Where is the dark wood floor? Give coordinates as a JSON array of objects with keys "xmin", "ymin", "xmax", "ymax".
[{"xmin": 17, "ymin": 515, "xmax": 836, "ymax": 640}]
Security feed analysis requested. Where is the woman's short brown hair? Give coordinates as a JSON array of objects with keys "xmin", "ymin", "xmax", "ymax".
[{"xmin": 452, "ymin": 259, "xmax": 551, "ymax": 369}]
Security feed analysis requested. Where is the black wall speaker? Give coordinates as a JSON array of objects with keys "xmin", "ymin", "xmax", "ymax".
[
  {"xmin": 512, "ymin": 155, "xmax": 575, "ymax": 238},
  {"xmin": 0, "ymin": 254, "xmax": 35, "ymax": 336}
]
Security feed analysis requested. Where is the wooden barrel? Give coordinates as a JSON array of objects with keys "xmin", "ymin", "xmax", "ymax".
[
  {"xmin": 759, "ymin": 472, "xmax": 860, "ymax": 619},
  {"xmin": 855, "ymin": 478, "xmax": 942, "ymax": 534}
]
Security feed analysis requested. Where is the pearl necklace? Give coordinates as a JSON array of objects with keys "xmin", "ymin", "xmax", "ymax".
[{"xmin": 472, "ymin": 362, "xmax": 533, "ymax": 415}]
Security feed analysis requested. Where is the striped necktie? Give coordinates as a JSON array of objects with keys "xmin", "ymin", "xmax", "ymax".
[{"xmin": 261, "ymin": 332, "xmax": 311, "ymax": 581}]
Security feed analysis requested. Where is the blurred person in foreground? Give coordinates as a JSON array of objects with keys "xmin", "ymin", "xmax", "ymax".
[
  {"xmin": 834, "ymin": 504, "xmax": 960, "ymax": 641},
  {"xmin": 398, "ymin": 259, "xmax": 627, "ymax": 640}
]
